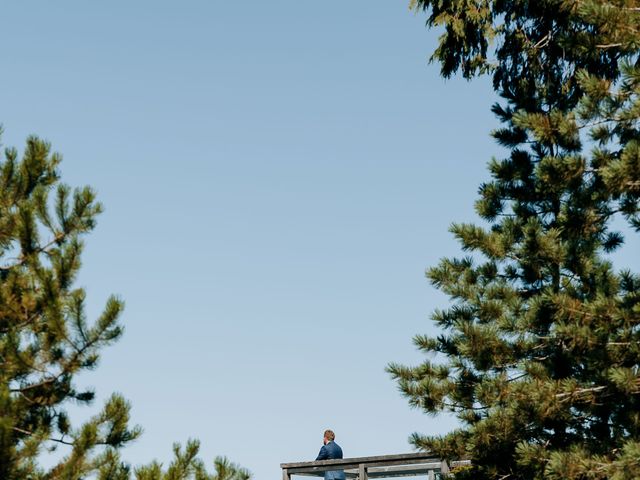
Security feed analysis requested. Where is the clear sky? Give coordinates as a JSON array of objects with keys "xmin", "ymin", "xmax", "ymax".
[{"xmin": 2, "ymin": 2, "xmax": 637, "ymax": 479}]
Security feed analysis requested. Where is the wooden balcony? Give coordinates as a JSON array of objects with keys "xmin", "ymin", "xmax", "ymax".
[{"xmin": 281, "ymin": 452, "xmax": 470, "ymax": 480}]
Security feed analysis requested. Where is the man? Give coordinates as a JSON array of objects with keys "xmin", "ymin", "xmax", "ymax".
[{"xmin": 315, "ymin": 429, "xmax": 345, "ymax": 480}]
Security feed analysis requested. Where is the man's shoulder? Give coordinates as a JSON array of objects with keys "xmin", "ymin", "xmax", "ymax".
[{"xmin": 327, "ymin": 441, "xmax": 343, "ymax": 455}]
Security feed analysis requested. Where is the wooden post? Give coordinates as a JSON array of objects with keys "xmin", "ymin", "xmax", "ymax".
[
  {"xmin": 440, "ymin": 460, "xmax": 450, "ymax": 477},
  {"xmin": 358, "ymin": 463, "xmax": 368, "ymax": 480},
  {"xmin": 282, "ymin": 468, "xmax": 290, "ymax": 480}
]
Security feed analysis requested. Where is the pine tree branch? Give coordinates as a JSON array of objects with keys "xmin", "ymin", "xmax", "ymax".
[
  {"xmin": 10, "ymin": 334, "xmax": 100, "ymax": 393},
  {"xmin": 7, "ymin": 337, "xmax": 51, "ymax": 375},
  {"xmin": 9, "ymin": 375, "xmax": 60, "ymax": 393},
  {"xmin": 533, "ymin": 34, "xmax": 551, "ymax": 50},
  {"xmin": 507, "ymin": 373, "xmax": 528, "ymax": 382},
  {"xmin": 595, "ymin": 43, "xmax": 624, "ymax": 49},
  {"xmin": 0, "ymin": 308, "xmax": 43, "ymax": 334},
  {"xmin": 0, "ymin": 232, "xmax": 66, "ymax": 272},
  {"xmin": 555, "ymin": 385, "xmax": 607, "ymax": 402},
  {"xmin": 442, "ymin": 401, "xmax": 491, "ymax": 411},
  {"xmin": 12, "ymin": 426, "xmax": 75, "ymax": 446},
  {"xmin": 9, "ymin": 297, "xmax": 120, "ymax": 396}
]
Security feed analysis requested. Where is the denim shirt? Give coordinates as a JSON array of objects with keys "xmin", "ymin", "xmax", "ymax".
[{"xmin": 316, "ymin": 441, "xmax": 345, "ymax": 480}]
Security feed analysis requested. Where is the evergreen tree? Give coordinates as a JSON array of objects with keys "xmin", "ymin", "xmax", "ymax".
[
  {"xmin": 0, "ymin": 132, "xmax": 250, "ymax": 480},
  {"xmin": 389, "ymin": 2, "xmax": 640, "ymax": 479},
  {"xmin": 105, "ymin": 440, "xmax": 251, "ymax": 480}
]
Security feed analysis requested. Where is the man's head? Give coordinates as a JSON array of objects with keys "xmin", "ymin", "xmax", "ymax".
[{"xmin": 323, "ymin": 429, "xmax": 335, "ymax": 445}]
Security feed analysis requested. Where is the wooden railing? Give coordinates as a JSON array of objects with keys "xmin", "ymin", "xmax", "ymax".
[{"xmin": 281, "ymin": 452, "xmax": 470, "ymax": 480}]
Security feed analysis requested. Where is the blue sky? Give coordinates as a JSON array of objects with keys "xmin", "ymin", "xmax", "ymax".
[{"xmin": 2, "ymin": 2, "xmax": 637, "ymax": 479}]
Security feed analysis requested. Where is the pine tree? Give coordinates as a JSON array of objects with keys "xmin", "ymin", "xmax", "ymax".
[
  {"xmin": 0, "ymin": 132, "xmax": 250, "ymax": 479},
  {"xmin": 132, "ymin": 444, "xmax": 251, "ymax": 480},
  {"xmin": 389, "ymin": 2, "xmax": 640, "ymax": 479}
]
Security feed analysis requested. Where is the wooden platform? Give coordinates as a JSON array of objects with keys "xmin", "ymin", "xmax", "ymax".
[{"xmin": 281, "ymin": 453, "xmax": 470, "ymax": 480}]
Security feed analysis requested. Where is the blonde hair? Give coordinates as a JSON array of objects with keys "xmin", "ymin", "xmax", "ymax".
[{"xmin": 324, "ymin": 429, "xmax": 335, "ymax": 441}]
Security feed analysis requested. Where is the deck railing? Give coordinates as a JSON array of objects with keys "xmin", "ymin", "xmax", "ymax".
[{"xmin": 281, "ymin": 452, "xmax": 470, "ymax": 480}]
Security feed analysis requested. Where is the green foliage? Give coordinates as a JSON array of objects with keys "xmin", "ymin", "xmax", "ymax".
[
  {"xmin": 390, "ymin": 1, "xmax": 640, "ymax": 479},
  {"xmin": 130, "ymin": 441, "xmax": 251, "ymax": 480},
  {"xmin": 0, "ymin": 133, "xmax": 135, "ymax": 479},
  {"xmin": 0, "ymin": 133, "xmax": 250, "ymax": 479}
]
